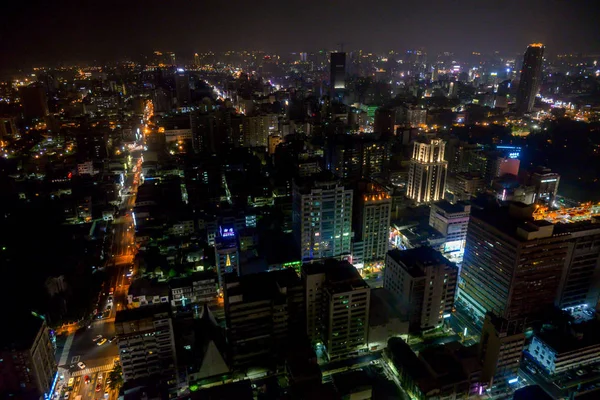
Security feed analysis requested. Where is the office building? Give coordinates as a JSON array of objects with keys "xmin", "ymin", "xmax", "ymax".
[
  {"xmin": 384, "ymin": 248, "xmax": 457, "ymax": 332},
  {"xmin": 293, "ymin": 172, "xmax": 353, "ymax": 262},
  {"xmin": 479, "ymin": 313, "xmax": 526, "ymax": 394},
  {"xmin": 556, "ymin": 220, "xmax": 600, "ymax": 309},
  {"xmin": 0, "ymin": 313, "xmax": 57, "ymax": 400},
  {"xmin": 386, "ymin": 338, "xmax": 484, "ymax": 399},
  {"xmin": 445, "ymin": 173, "xmax": 486, "ymax": 203},
  {"xmin": 516, "ymin": 43, "xmax": 545, "ymax": 114},
  {"xmin": 214, "ymin": 226, "xmax": 240, "ymax": 286},
  {"xmin": 530, "ymin": 167, "xmax": 560, "ymax": 204},
  {"xmin": 302, "ymin": 261, "xmax": 370, "ymax": 361},
  {"xmin": 326, "ymin": 135, "xmax": 390, "ymax": 180},
  {"xmin": 374, "ymin": 107, "xmax": 395, "ymax": 135},
  {"xmin": 407, "ymin": 138, "xmax": 448, "ymax": 204},
  {"xmin": 175, "ymin": 69, "xmax": 191, "ymax": 106},
  {"xmin": 242, "ymin": 114, "xmax": 278, "ymax": 148},
  {"xmin": 223, "ymin": 268, "xmax": 303, "ymax": 369},
  {"xmin": 459, "ymin": 203, "xmax": 570, "ymax": 322},
  {"xmin": 528, "ymin": 319, "xmax": 600, "ymax": 375},
  {"xmin": 352, "ymin": 181, "xmax": 392, "ymax": 268},
  {"xmin": 114, "ymin": 304, "xmax": 177, "ymax": 384},
  {"xmin": 0, "ymin": 116, "xmax": 18, "ymax": 140},
  {"xmin": 18, "ymin": 85, "xmax": 49, "ymax": 121},
  {"xmin": 330, "ymin": 52, "xmax": 346, "ymax": 99},
  {"xmin": 429, "ymin": 200, "xmax": 471, "ymax": 264}
]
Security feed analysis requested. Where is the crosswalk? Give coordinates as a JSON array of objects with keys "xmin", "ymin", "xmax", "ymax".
[{"xmin": 71, "ymin": 363, "xmax": 114, "ymax": 377}]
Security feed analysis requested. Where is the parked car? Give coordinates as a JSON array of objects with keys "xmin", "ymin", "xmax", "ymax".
[{"xmin": 77, "ymin": 362, "xmax": 86, "ymax": 370}]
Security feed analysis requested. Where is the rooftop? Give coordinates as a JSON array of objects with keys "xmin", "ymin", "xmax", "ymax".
[
  {"xmin": 387, "ymin": 247, "xmax": 456, "ymax": 278},
  {"xmin": 224, "ymin": 268, "xmax": 301, "ymax": 303},
  {"xmin": 115, "ymin": 303, "xmax": 171, "ymax": 324},
  {"xmin": 432, "ymin": 200, "xmax": 470, "ymax": 214},
  {"xmin": 536, "ymin": 320, "xmax": 600, "ymax": 354},
  {"xmin": 0, "ymin": 312, "xmax": 45, "ymax": 351}
]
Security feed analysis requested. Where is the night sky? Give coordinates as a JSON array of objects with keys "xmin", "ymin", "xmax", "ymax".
[{"xmin": 1, "ymin": 0, "xmax": 599, "ymax": 70}]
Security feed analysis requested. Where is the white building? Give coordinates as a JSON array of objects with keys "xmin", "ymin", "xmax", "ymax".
[
  {"xmin": 407, "ymin": 138, "xmax": 448, "ymax": 204},
  {"xmin": 429, "ymin": 200, "xmax": 471, "ymax": 265},
  {"xmin": 528, "ymin": 322, "xmax": 600, "ymax": 375},
  {"xmin": 293, "ymin": 173, "xmax": 353, "ymax": 262}
]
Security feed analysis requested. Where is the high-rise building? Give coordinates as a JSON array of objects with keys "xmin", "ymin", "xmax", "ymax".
[
  {"xmin": 479, "ymin": 313, "xmax": 526, "ymax": 395},
  {"xmin": 374, "ymin": 107, "xmax": 395, "ymax": 136},
  {"xmin": 18, "ymin": 86, "xmax": 49, "ymax": 122},
  {"xmin": 302, "ymin": 261, "xmax": 370, "ymax": 361},
  {"xmin": 114, "ymin": 304, "xmax": 177, "ymax": 384},
  {"xmin": 293, "ymin": 172, "xmax": 353, "ymax": 262},
  {"xmin": 429, "ymin": 200, "xmax": 471, "ymax": 265},
  {"xmin": 459, "ymin": 203, "xmax": 570, "ymax": 322},
  {"xmin": 326, "ymin": 135, "xmax": 390, "ymax": 180},
  {"xmin": 556, "ymin": 221, "xmax": 600, "ymax": 309},
  {"xmin": 352, "ymin": 181, "xmax": 391, "ymax": 268},
  {"xmin": 516, "ymin": 43, "xmax": 545, "ymax": 114},
  {"xmin": 384, "ymin": 248, "xmax": 457, "ymax": 332},
  {"xmin": 175, "ymin": 69, "xmax": 191, "ymax": 106},
  {"xmin": 193, "ymin": 52, "xmax": 200, "ymax": 67},
  {"xmin": 242, "ymin": 114, "xmax": 278, "ymax": 148},
  {"xmin": 214, "ymin": 226, "xmax": 239, "ymax": 286},
  {"xmin": 330, "ymin": 52, "xmax": 346, "ymax": 100},
  {"xmin": 223, "ymin": 268, "xmax": 304, "ymax": 369},
  {"xmin": 0, "ymin": 313, "xmax": 57, "ymax": 400},
  {"xmin": 530, "ymin": 167, "xmax": 560, "ymax": 204},
  {"xmin": 407, "ymin": 138, "xmax": 448, "ymax": 204},
  {"xmin": 0, "ymin": 116, "xmax": 18, "ymax": 140}
]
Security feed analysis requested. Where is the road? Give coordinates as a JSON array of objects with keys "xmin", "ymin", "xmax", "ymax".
[{"xmin": 54, "ymin": 155, "xmax": 142, "ymax": 400}]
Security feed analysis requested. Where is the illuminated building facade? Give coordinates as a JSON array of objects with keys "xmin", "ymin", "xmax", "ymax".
[
  {"xmin": 215, "ymin": 226, "xmax": 239, "ymax": 286},
  {"xmin": 293, "ymin": 173, "xmax": 353, "ymax": 262},
  {"xmin": 530, "ymin": 168, "xmax": 560, "ymax": 204},
  {"xmin": 516, "ymin": 43, "xmax": 545, "ymax": 114},
  {"xmin": 407, "ymin": 138, "xmax": 448, "ymax": 204},
  {"xmin": 429, "ymin": 200, "xmax": 471, "ymax": 265},
  {"xmin": 459, "ymin": 203, "xmax": 570, "ymax": 322},
  {"xmin": 352, "ymin": 181, "xmax": 391, "ymax": 268}
]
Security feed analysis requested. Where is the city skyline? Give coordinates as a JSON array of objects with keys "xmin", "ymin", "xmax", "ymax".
[{"xmin": 2, "ymin": 0, "xmax": 600, "ymax": 71}]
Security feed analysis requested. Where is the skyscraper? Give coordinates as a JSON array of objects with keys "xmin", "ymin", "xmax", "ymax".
[
  {"xmin": 214, "ymin": 226, "xmax": 240, "ymax": 286},
  {"xmin": 0, "ymin": 313, "xmax": 57, "ymax": 400},
  {"xmin": 330, "ymin": 52, "xmax": 346, "ymax": 100},
  {"xmin": 175, "ymin": 69, "xmax": 191, "ymax": 106},
  {"xmin": 302, "ymin": 261, "xmax": 370, "ymax": 361},
  {"xmin": 459, "ymin": 203, "xmax": 570, "ymax": 322},
  {"xmin": 384, "ymin": 248, "xmax": 457, "ymax": 332},
  {"xmin": 293, "ymin": 172, "xmax": 353, "ymax": 262},
  {"xmin": 516, "ymin": 43, "xmax": 545, "ymax": 114},
  {"xmin": 193, "ymin": 52, "xmax": 200, "ymax": 67},
  {"xmin": 406, "ymin": 138, "xmax": 448, "ymax": 204},
  {"xmin": 223, "ymin": 268, "xmax": 303, "ymax": 369},
  {"xmin": 352, "ymin": 181, "xmax": 391, "ymax": 268}
]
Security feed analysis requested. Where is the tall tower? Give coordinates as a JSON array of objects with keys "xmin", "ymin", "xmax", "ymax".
[
  {"xmin": 193, "ymin": 52, "xmax": 200, "ymax": 67},
  {"xmin": 516, "ymin": 43, "xmax": 545, "ymax": 114},
  {"xmin": 458, "ymin": 203, "xmax": 570, "ymax": 322},
  {"xmin": 293, "ymin": 173, "xmax": 353, "ymax": 262},
  {"xmin": 175, "ymin": 69, "xmax": 191, "ymax": 106},
  {"xmin": 330, "ymin": 52, "xmax": 346, "ymax": 100},
  {"xmin": 406, "ymin": 138, "xmax": 448, "ymax": 204}
]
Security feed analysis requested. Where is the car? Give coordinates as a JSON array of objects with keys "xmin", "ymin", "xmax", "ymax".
[
  {"xmin": 63, "ymin": 392, "xmax": 70, "ymax": 399},
  {"xmin": 97, "ymin": 338, "xmax": 108, "ymax": 346},
  {"xmin": 109, "ymin": 336, "xmax": 117, "ymax": 343},
  {"xmin": 98, "ymin": 373, "xmax": 103, "ymax": 382},
  {"xmin": 106, "ymin": 305, "xmax": 112, "ymax": 310},
  {"xmin": 77, "ymin": 362, "xmax": 86, "ymax": 370},
  {"xmin": 92, "ymin": 335, "xmax": 103, "ymax": 342},
  {"xmin": 84, "ymin": 375, "xmax": 90, "ymax": 384},
  {"xmin": 576, "ymin": 369, "xmax": 586, "ymax": 376},
  {"xmin": 96, "ymin": 383, "xmax": 102, "ymax": 392},
  {"xmin": 107, "ymin": 296, "xmax": 113, "ymax": 303}
]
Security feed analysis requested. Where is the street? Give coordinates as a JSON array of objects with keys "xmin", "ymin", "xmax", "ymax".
[{"xmin": 53, "ymin": 154, "xmax": 142, "ymax": 400}]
